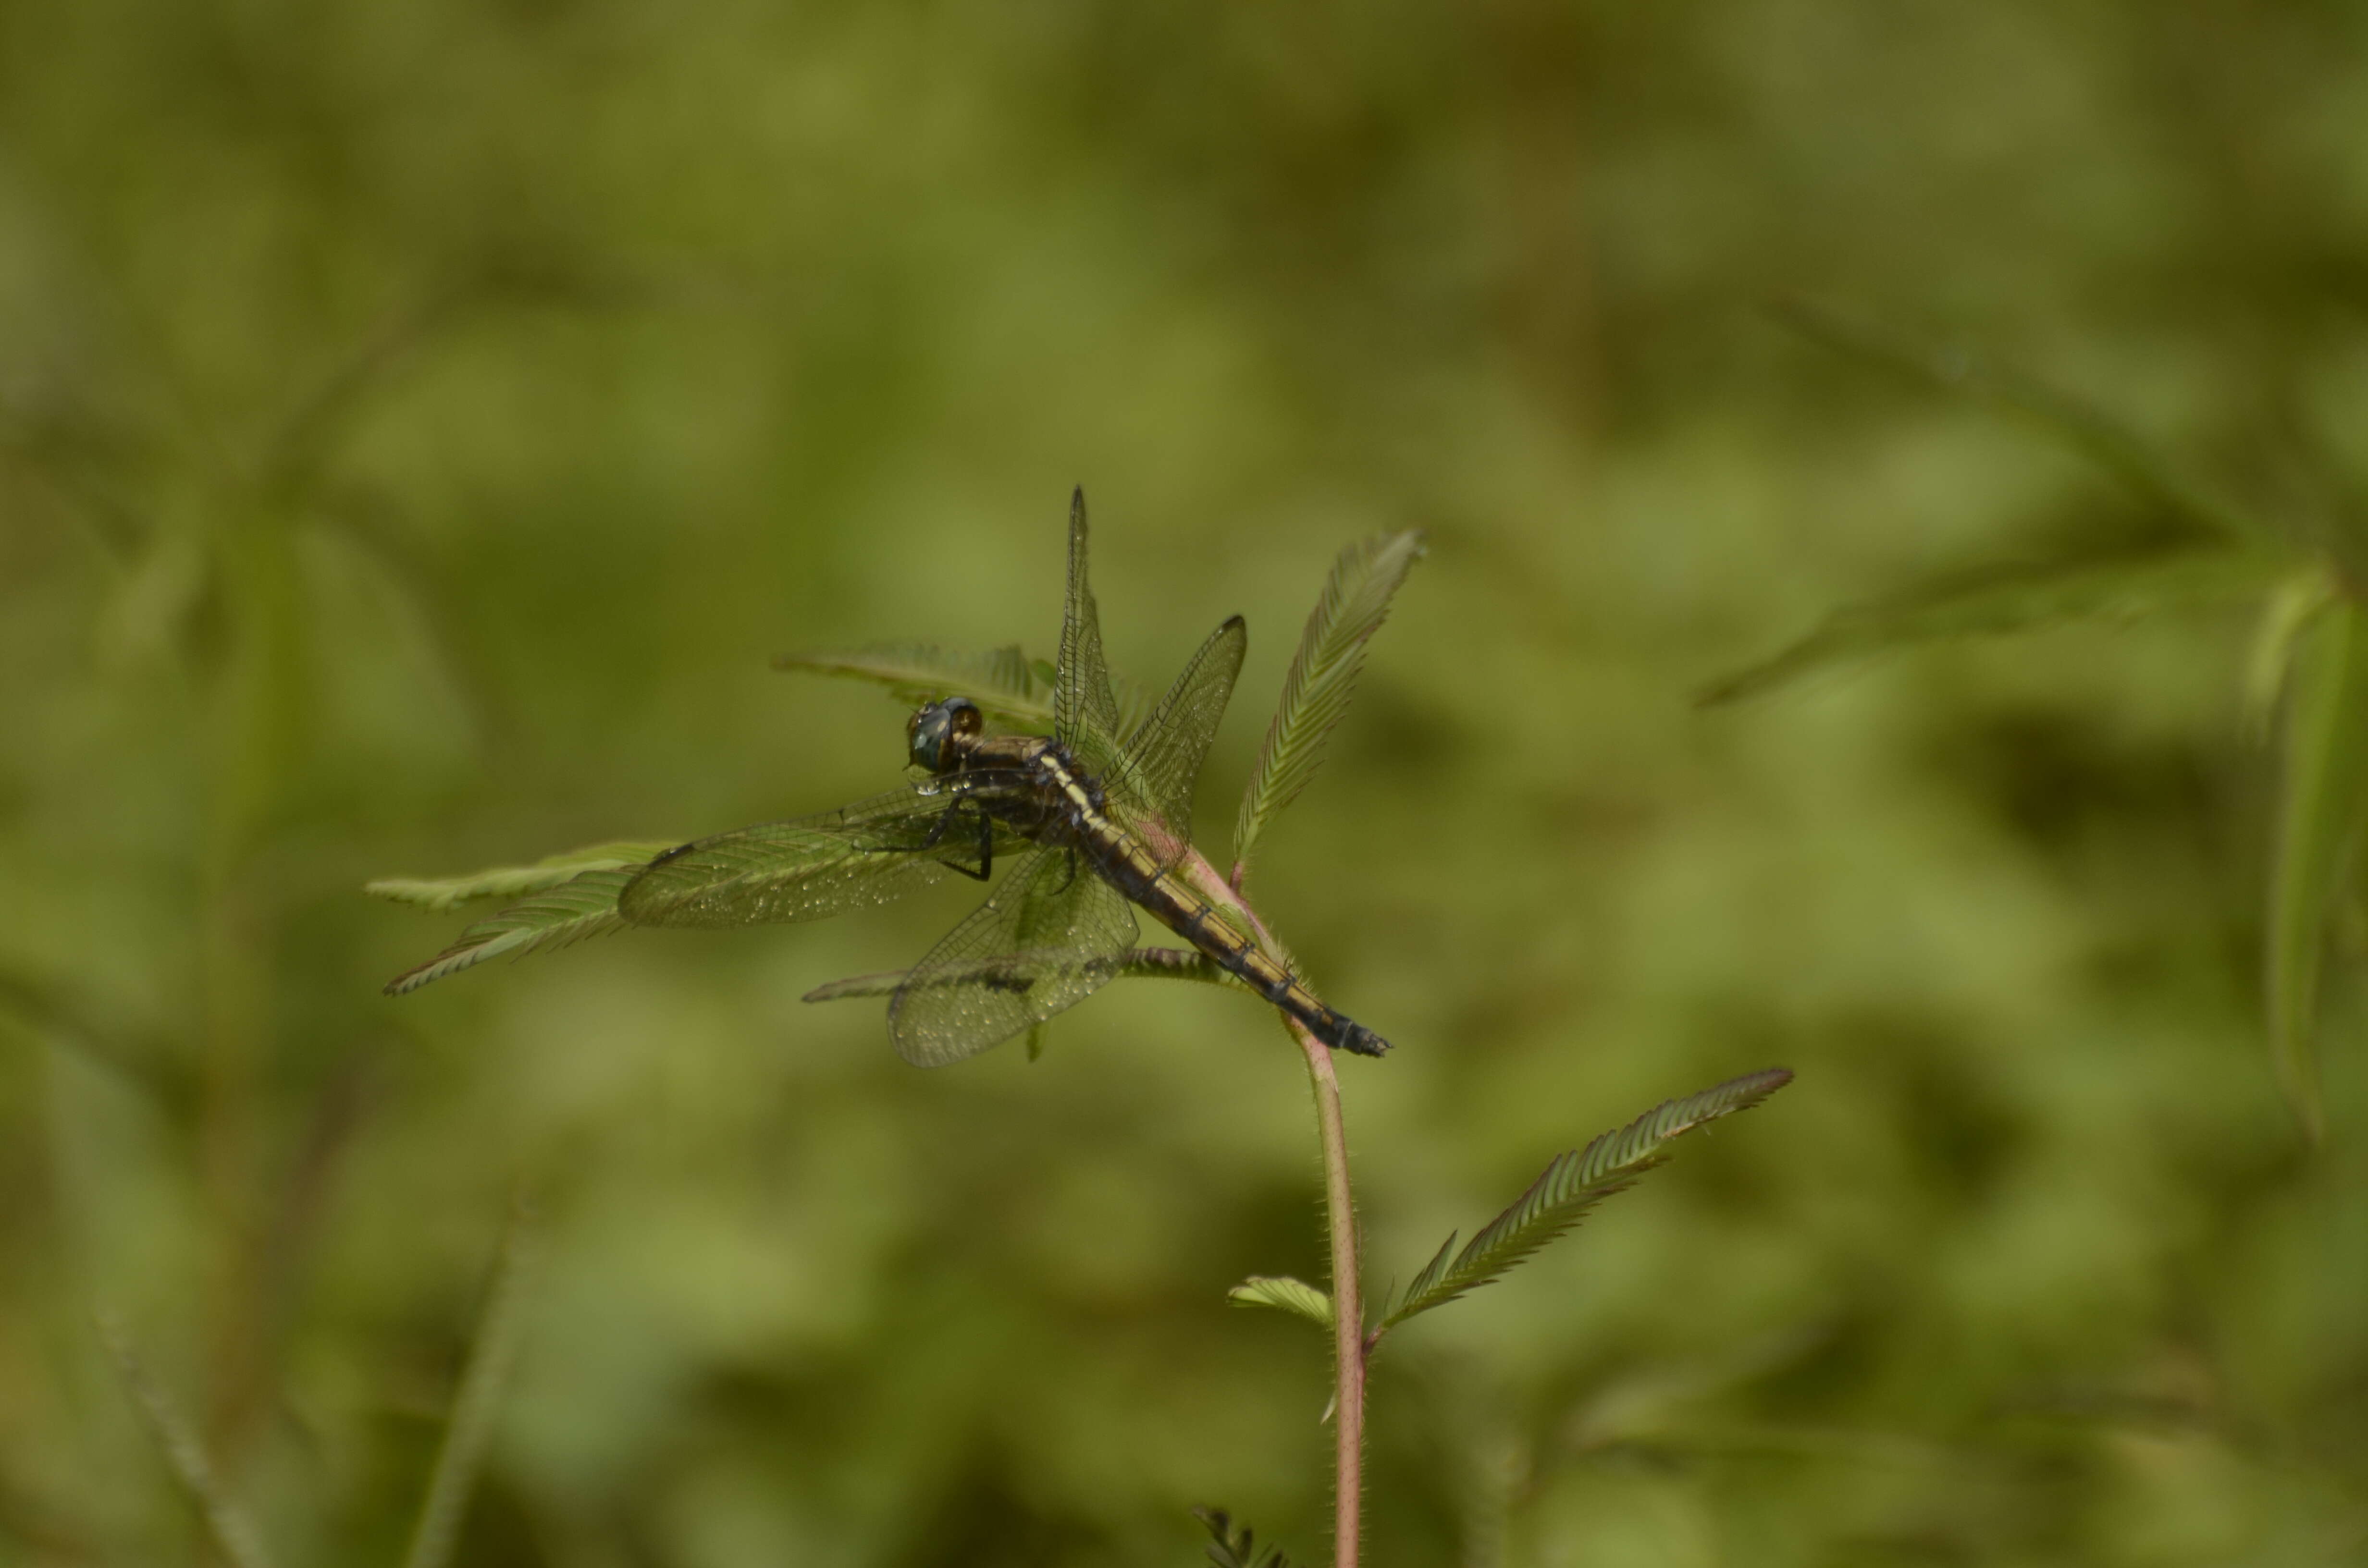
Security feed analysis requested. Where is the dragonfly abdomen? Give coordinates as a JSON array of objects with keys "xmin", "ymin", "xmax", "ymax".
[
  {"xmin": 1031, "ymin": 745, "xmax": 1390, "ymax": 1058},
  {"xmin": 1090, "ymin": 840, "xmax": 1390, "ymax": 1058}
]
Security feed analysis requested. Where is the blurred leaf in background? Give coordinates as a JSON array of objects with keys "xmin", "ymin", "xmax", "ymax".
[
  {"xmin": 4, "ymin": 2, "xmax": 2368, "ymax": 1566},
  {"xmin": 1703, "ymin": 298, "xmax": 2368, "ymax": 1143}
]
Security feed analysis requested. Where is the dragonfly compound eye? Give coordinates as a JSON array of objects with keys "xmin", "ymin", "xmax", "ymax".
[
  {"xmin": 907, "ymin": 705, "xmax": 950, "ymax": 772},
  {"xmin": 908, "ymin": 698, "xmax": 981, "ymax": 772}
]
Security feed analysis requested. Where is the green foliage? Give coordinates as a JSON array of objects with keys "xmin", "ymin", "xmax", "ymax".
[
  {"xmin": 365, "ymin": 843, "xmax": 679, "ymax": 913},
  {"xmin": 2267, "ymin": 604, "xmax": 2368, "ymax": 1141},
  {"xmin": 402, "ymin": 1201, "xmax": 540, "ymax": 1568},
  {"xmin": 773, "ymin": 642, "xmax": 1057, "ymax": 729},
  {"xmin": 98, "ymin": 1317, "xmax": 275, "ymax": 1568},
  {"xmin": 16, "ymin": 6, "xmax": 2368, "ymax": 1562},
  {"xmin": 1231, "ymin": 531, "xmax": 1426, "ymax": 875},
  {"xmin": 1697, "ymin": 547, "xmax": 2290, "ymax": 706},
  {"xmin": 0, "ymin": 961, "xmax": 175, "ymax": 1089},
  {"xmin": 2243, "ymin": 568, "xmax": 2339, "ymax": 736},
  {"xmin": 1226, "ymin": 1274, "xmax": 1334, "ymax": 1329},
  {"xmin": 1767, "ymin": 299, "xmax": 2271, "ymax": 546},
  {"xmin": 381, "ymin": 868, "xmax": 644, "ymax": 996},
  {"xmin": 1379, "ymin": 1070, "xmax": 1792, "ymax": 1336},
  {"xmin": 1717, "ymin": 305, "xmax": 2368, "ymax": 1138},
  {"xmin": 1192, "ymin": 1507, "xmax": 1299, "ymax": 1568}
]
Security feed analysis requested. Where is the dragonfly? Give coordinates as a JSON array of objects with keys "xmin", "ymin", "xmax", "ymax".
[{"xmin": 611, "ymin": 490, "xmax": 1392, "ymax": 1066}]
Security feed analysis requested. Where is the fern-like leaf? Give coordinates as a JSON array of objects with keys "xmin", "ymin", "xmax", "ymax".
[
  {"xmin": 1233, "ymin": 530, "xmax": 1425, "ymax": 873},
  {"xmin": 1192, "ymin": 1508, "xmax": 1298, "ymax": 1568},
  {"xmin": 1226, "ymin": 1275, "xmax": 1334, "ymax": 1328},
  {"xmin": 1698, "ymin": 547, "xmax": 2287, "ymax": 706},
  {"xmin": 2266, "ymin": 603, "xmax": 2368, "ymax": 1142},
  {"xmin": 1379, "ymin": 1068, "xmax": 1791, "ymax": 1334},
  {"xmin": 366, "ymin": 842, "xmax": 678, "ymax": 912},
  {"xmin": 382, "ymin": 868, "xmax": 643, "ymax": 996},
  {"xmin": 774, "ymin": 641, "xmax": 1055, "ymax": 728}
]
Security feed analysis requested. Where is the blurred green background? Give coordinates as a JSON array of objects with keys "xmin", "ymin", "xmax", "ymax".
[{"xmin": 5, "ymin": 2, "xmax": 2368, "ymax": 1564}]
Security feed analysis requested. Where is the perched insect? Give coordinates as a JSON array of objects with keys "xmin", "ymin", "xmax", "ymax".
[{"xmin": 606, "ymin": 491, "xmax": 1390, "ymax": 1065}]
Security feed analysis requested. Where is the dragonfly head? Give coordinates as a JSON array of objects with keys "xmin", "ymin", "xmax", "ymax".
[{"xmin": 907, "ymin": 696, "xmax": 983, "ymax": 772}]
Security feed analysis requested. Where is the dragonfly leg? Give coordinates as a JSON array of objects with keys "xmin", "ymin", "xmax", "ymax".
[
  {"xmin": 878, "ymin": 801, "xmax": 993, "ymax": 881},
  {"xmin": 967, "ymin": 810, "xmax": 995, "ymax": 881}
]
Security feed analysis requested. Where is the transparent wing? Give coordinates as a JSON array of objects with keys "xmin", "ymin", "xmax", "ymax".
[
  {"xmin": 617, "ymin": 774, "xmax": 1034, "ymax": 928},
  {"xmin": 1112, "ymin": 614, "xmax": 1246, "ymax": 863},
  {"xmin": 888, "ymin": 846, "xmax": 1139, "ymax": 1066},
  {"xmin": 1054, "ymin": 488, "xmax": 1129, "ymax": 772}
]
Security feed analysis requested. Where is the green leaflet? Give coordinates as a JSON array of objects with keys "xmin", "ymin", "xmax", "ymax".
[
  {"xmin": 1192, "ymin": 1508, "xmax": 1298, "ymax": 1568},
  {"xmin": 1379, "ymin": 1069, "xmax": 1791, "ymax": 1336},
  {"xmin": 382, "ymin": 868, "xmax": 643, "ymax": 996},
  {"xmin": 1698, "ymin": 547, "xmax": 2289, "ymax": 707},
  {"xmin": 2267, "ymin": 602, "xmax": 2368, "ymax": 1142},
  {"xmin": 2242, "ymin": 566, "xmax": 2339, "ymax": 739},
  {"xmin": 773, "ymin": 641, "xmax": 1056, "ymax": 729},
  {"xmin": 366, "ymin": 842, "xmax": 679, "ymax": 912},
  {"xmin": 1770, "ymin": 298, "xmax": 2271, "ymax": 546},
  {"xmin": 1232, "ymin": 530, "xmax": 1426, "ymax": 874},
  {"xmin": 1225, "ymin": 1274, "xmax": 1334, "ymax": 1329}
]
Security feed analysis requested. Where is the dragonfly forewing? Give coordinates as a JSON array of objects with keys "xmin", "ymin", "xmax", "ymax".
[
  {"xmin": 1111, "ymin": 614, "xmax": 1245, "ymax": 865},
  {"xmin": 618, "ymin": 776, "xmax": 1035, "ymax": 929},
  {"xmin": 1054, "ymin": 489, "xmax": 1128, "ymax": 763}
]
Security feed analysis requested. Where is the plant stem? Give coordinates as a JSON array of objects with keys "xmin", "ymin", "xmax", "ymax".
[
  {"xmin": 1291, "ymin": 1014, "xmax": 1364, "ymax": 1568},
  {"xmin": 1178, "ymin": 847, "xmax": 1364, "ymax": 1567}
]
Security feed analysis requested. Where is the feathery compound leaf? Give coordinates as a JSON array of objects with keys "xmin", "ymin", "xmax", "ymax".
[
  {"xmin": 1380, "ymin": 1069, "xmax": 1791, "ymax": 1333},
  {"xmin": 1233, "ymin": 530, "xmax": 1425, "ymax": 871},
  {"xmin": 1226, "ymin": 1275, "xmax": 1334, "ymax": 1329},
  {"xmin": 366, "ymin": 843, "xmax": 678, "ymax": 912},
  {"xmin": 1698, "ymin": 547, "xmax": 2287, "ymax": 707},
  {"xmin": 1192, "ymin": 1508, "xmax": 1299, "ymax": 1568},
  {"xmin": 774, "ymin": 642, "xmax": 1055, "ymax": 728},
  {"xmin": 2266, "ymin": 603, "xmax": 2368, "ymax": 1142},
  {"xmin": 382, "ymin": 868, "xmax": 642, "ymax": 996},
  {"xmin": 1770, "ymin": 298, "xmax": 2271, "ymax": 545}
]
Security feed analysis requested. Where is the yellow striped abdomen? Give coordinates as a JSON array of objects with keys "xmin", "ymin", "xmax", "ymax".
[{"xmin": 1076, "ymin": 821, "xmax": 1390, "ymax": 1056}]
